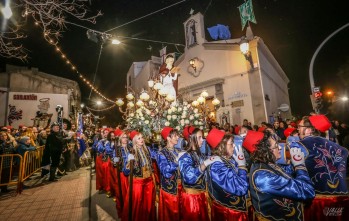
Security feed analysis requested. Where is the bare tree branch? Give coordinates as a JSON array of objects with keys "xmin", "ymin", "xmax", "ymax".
[
  {"xmin": 0, "ymin": 0, "xmax": 102, "ymax": 60},
  {"xmin": 0, "ymin": 26, "xmax": 27, "ymax": 61}
]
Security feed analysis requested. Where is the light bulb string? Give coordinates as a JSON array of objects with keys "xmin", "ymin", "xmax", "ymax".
[{"xmin": 86, "ymin": 104, "xmax": 116, "ymax": 112}]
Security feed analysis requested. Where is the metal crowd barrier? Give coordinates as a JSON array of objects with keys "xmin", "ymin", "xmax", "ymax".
[
  {"xmin": 0, "ymin": 154, "xmax": 23, "ymax": 193},
  {"xmin": 21, "ymin": 145, "xmax": 45, "ymax": 183},
  {"xmin": 0, "ymin": 145, "xmax": 45, "ymax": 194}
]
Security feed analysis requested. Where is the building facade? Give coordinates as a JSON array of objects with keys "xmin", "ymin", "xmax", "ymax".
[
  {"xmin": 0, "ymin": 65, "xmax": 81, "ymax": 128},
  {"xmin": 127, "ymin": 12, "xmax": 291, "ymax": 126}
]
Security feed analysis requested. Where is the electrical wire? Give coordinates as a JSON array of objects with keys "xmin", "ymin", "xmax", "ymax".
[{"xmin": 104, "ymin": 0, "xmax": 187, "ymax": 33}]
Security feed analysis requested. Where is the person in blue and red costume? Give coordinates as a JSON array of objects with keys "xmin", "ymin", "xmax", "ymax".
[
  {"xmin": 177, "ymin": 127, "xmax": 220, "ymax": 221},
  {"xmin": 248, "ymin": 130, "xmax": 315, "ymax": 221},
  {"xmin": 114, "ymin": 130, "xmax": 130, "ymax": 210},
  {"xmin": 205, "ymin": 128, "xmax": 249, "ymax": 221},
  {"xmin": 121, "ymin": 131, "xmax": 157, "ymax": 221},
  {"xmin": 157, "ymin": 127, "xmax": 182, "ymax": 221},
  {"xmin": 95, "ymin": 128, "xmax": 109, "ymax": 193},
  {"xmin": 96, "ymin": 129, "xmax": 114, "ymax": 195},
  {"xmin": 291, "ymin": 115, "xmax": 349, "ymax": 220}
]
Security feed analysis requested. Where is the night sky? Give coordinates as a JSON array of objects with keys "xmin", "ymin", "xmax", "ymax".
[{"xmin": 1, "ymin": 0, "xmax": 348, "ymax": 125}]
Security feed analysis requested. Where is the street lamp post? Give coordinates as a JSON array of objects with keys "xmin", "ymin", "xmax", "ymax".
[{"xmin": 309, "ymin": 23, "xmax": 349, "ymax": 112}]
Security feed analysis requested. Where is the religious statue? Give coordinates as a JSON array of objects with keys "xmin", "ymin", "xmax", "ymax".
[{"xmin": 158, "ymin": 54, "xmax": 179, "ymax": 99}]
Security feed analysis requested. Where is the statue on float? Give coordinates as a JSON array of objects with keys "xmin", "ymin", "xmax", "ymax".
[{"xmin": 158, "ymin": 54, "xmax": 180, "ymax": 100}]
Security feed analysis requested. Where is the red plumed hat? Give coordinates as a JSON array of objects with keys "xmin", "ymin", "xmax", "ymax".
[
  {"xmin": 258, "ymin": 127, "xmax": 266, "ymax": 132},
  {"xmin": 182, "ymin": 126, "xmax": 196, "ymax": 140},
  {"xmin": 206, "ymin": 128, "xmax": 225, "ymax": 149},
  {"xmin": 161, "ymin": 127, "xmax": 173, "ymax": 140},
  {"xmin": 242, "ymin": 130, "xmax": 264, "ymax": 153},
  {"xmin": 129, "ymin": 130, "xmax": 139, "ymax": 140},
  {"xmin": 309, "ymin": 115, "xmax": 331, "ymax": 132},
  {"xmin": 284, "ymin": 128, "xmax": 296, "ymax": 138},
  {"xmin": 114, "ymin": 128, "xmax": 123, "ymax": 137}
]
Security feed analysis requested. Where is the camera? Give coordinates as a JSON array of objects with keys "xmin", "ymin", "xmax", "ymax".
[{"xmin": 56, "ymin": 105, "xmax": 63, "ymax": 112}]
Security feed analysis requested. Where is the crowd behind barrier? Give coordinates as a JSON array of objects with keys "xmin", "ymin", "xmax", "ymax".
[{"xmin": 1, "ymin": 123, "xmax": 91, "ymax": 194}]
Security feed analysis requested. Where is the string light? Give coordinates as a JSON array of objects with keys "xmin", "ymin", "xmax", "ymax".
[
  {"xmin": 49, "ymin": 39, "xmax": 115, "ymax": 103},
  {"xmin": 86, "ymin": 104, "xmax": 116, "ymax": 112},
  {"xmin": 33, "ymin": 21, "xmax": 116, "ymax": 104}
]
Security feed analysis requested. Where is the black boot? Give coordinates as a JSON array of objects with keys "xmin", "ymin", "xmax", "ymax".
[
  {"xmin": 41, "ymin": 169, "xmax": 50, "ymax": 178},
  {"xmin": 49, "ymin": 167, "xmax": 58, "ymax": 181}
]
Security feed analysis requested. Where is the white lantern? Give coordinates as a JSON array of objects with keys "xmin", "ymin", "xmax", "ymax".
[
  {"xmin": 165, "ymin": 121, "xmax": 170, "ymax": 126},
  {"xmin": 212, "ymin": 98, "xmax": 220, "ymax": 106},
  {"xmin": 200, "ymin": 90, "xmax": 209, "ymax": 98},
  {"xmin": 116, "ymin": 98, "xmax": 124, "ymax": 106},
  {"xmin": 154, "ymin": 82, "xmax": 163, "ymax": 90},
  {"xmin": 136, "ymin": 100, "xmax": 144, "ymax": 107},
  {"xmin": 148, "ymin": 80, "xmax": 154, "ymax": 88},
  {"xmin": 126, "ymin": 93, "xmax": 134, "ymax": 100},
  {"xmin": 192, "ymin": 100, "xmax": 199, "ymax": 107},
  {"xmin": 197, "ymin": 96, "xmax": 205, "ymax": 104},
  {"xmin": 140, "ymin": 91, "xmax": 150, "ymax": 101},
  {"xmin": 127, "ymin": 101, "xmax": 134, "ymax": 108}
]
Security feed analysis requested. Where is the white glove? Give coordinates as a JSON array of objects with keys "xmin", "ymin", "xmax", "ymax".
[
  {"xmin": 290, "ymin": 148, "xmax": 305, "ymax": 167},
  {"xmin": 233, "ymin": 147, "xmax": 246, "ymax": 167},
  {"xmin": 203, "ymin": 156, "xmax": 223, "ymax": 167},
  {"xmin": 113, "ymin": 157, "xmax": 120, "ymax": 163},
  {"xmin": 127, "ymin": 154, "xmax": 135, "ymax": 162}
]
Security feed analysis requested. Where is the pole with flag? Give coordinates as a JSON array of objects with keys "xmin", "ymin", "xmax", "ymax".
[{"xmin": 238, "ymin": 0, "xmax": 257, "ymax": 30}]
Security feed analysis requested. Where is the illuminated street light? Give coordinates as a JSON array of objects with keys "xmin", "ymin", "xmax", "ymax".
[
  {"xmin": 1, "ymin": 2, "xmax": 12, "ymax": 19},
  {"xmin": 96, "ymin": 100, "xmax": 102, "ymax": 106},
  {"xmin": 111, "ymin": 39, "xmax": 121, "ymax": 45},
  {"xmin": 80, "ymin": 103, "xmax": 85, "ymax": 108},
  {"xmin": 325, "ymin": 90, "xmax": 334, "ymax": 96},
  {"xmin": 340, "ymin": 96, "xmax": 348, "ymax": 102}
]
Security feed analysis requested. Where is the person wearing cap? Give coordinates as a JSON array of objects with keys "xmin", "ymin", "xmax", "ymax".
[
  {"xmin": 41, "ymin": 122, "xmax": 64, "ymax": 181},
  {"xmin": 121, "ymin": 131, "xmax": 157, "ymax": 221},
  {"xmin": 112, "ymin": 130, "xmax": 130, "ymax": 217},
  {"xmin": 157, "ymin": 127, "xmax": 182, "ymax": 221},
  {"xmin": 290, "ymin": 115, "xmax": 349, "ymax": 220},
  {"xmin": 17, "ymin": 136, "xmax": 36, "ymax": 157},
  {"xmin": 205, "ymin": 128, "xmax": 249, "ymax": 220},
  {"xmin": 96, "ymin": 128, "xmax": 112, "ymax": 194},
  {"xmin": 106, "ymin": 130, "xmax": 119, "ymax": 199},
  {"xmin": 177, "ymin": 128, "xmax": 220, "ymax": 221},
  {"xmin": 249, "ymin": 130, "xmax": 315, "ymax": 220}
]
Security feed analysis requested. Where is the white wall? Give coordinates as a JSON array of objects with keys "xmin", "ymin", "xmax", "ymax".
[{"xmin": 6, "ymin": 92, "xmax": 69, "ymax": 128}]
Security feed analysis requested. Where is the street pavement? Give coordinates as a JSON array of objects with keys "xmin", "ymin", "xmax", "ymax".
[{"xmin": 0, "ymin": 166, "xmax": 119, "ymax": 221}]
